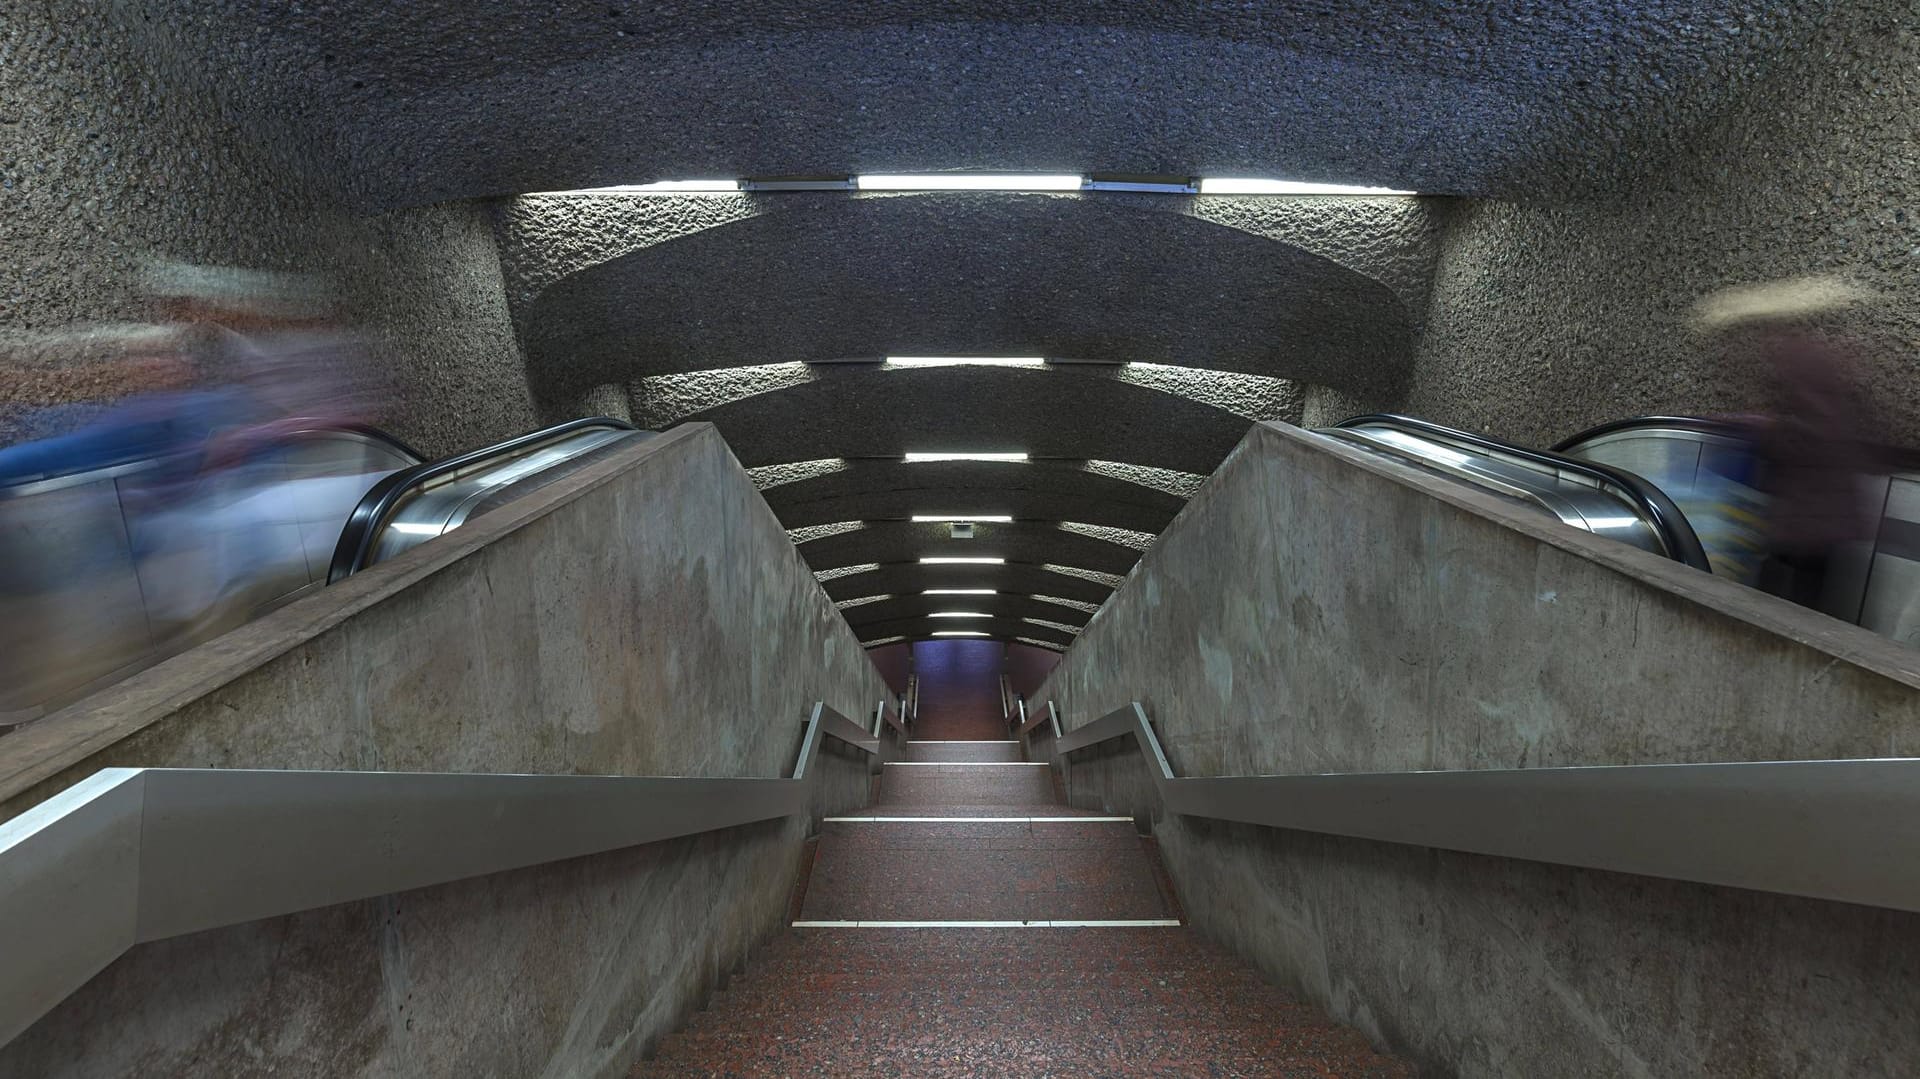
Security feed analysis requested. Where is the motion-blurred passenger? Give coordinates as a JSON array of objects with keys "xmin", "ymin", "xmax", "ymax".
[{"xmin": 1694, "ymin": 276, "xmax": 1881, "ymax": 616}]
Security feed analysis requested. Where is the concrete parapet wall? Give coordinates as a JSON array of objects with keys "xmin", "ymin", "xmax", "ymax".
[
  {"xmin": 0, "ymin": 422, "xmax": 886, "ymax": 1077},
  {"xmin": 1037, "ymin": 421, "xmax": 1920, "ymax": 1076}
]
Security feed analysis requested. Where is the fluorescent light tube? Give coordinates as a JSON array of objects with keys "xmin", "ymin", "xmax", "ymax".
[
  {"xmin": 924, "ymin": 589, "xmax": 997, "ymax": 595},
  {"xmin": 929, "ymin": 611, "xmax": 992, "ymax": 619},
  {"xmin": 903, "ymin": 452, "xmax": 1028, "ymax": 463},
  {"xmin": 931, "ymin": 630, "xmax": 991, "ymax": 637},
  {"xmin": 920, "ymin": 556, "xmax": 1006, "ymax": 565},
  {"xmin": 886, "ymin": 356, "xmax": 1046, "ymax": 368},
  {"xmin": 912, "ymin": 515, "xmax": 1014, "ymax": 523},
  {"xmin": 856, "ymin": 174, "xmax": 1084, "ymax": 191},
  {"xmin": 1196, "ymin": 178, "xmax": 1412, "ymax": 196}
]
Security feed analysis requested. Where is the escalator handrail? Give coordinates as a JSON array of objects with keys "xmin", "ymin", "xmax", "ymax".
[
  {"xmin": 1334, "ymin": 413, "xmax": 1714, "ymax": 572},
  {"xmin": 1554, "ymin": 414, "xmax": 1920, "ymax": 475},
  {"xmin": 327, "ymin": 416, "xmax": 638, "ymax": 584}
]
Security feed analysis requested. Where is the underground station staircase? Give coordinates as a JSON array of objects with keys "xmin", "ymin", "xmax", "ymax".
[{"xmin": 636, "ymin": 678, "xmax": 1408, "ymax": 1077}]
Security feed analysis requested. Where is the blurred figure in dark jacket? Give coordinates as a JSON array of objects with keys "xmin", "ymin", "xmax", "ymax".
[{"xmin": 1694, "ymin": 276, "xmax": 1880, "ymax": 615}]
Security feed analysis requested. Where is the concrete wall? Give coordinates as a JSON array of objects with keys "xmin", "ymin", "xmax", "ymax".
[
  {"xmin": 1, "ymin": 3, "xmax": 538, "ymax": 456},
  {"xmin": 1004, "ymin": 642, "xmax": 1061, "ymax": 701},
  {"xmin": 1400, "ymin": 2, "xmax": 1920, "ymax": 447},
  {"xmin": 0, "ymin": 422, "xmax": 888, "ymax": 1077},
  {"xmin": 1037, "ymin": 421, "xmax": 1920, "ymax": 1077}
]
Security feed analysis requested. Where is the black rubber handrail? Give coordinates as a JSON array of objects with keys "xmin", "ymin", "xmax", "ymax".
[
  {"xmin": 1334, "ymin": 413, "xmax": 1713, "ymax": 572},
  {"xmin": 327, "ymin": 417, "xmax": 637, "ymax": 583}
]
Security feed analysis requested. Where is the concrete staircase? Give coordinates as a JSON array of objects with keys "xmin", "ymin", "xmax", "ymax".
[{"xmin": 637, "ymin": 732, "xmax": 1408, "ymax": 1076}]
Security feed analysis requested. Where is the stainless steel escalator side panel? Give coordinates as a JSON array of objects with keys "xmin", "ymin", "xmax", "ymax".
[
  {"xmin": 1319, "ymin": 424, "xmax": 1673, "ymax": 559},
  {"xmin": 331, "ymin": 420, "xmax": 642, "ymax": 580}
]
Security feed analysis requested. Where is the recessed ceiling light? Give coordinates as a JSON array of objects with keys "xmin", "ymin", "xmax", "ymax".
[
  {"xmin": 903, "ymin": 452, "xmax": 1028, "ymax": 463},
  {"xmin": 1196, "ymin": 178, "xmax": 1413, "ymax": 196},
  {"xmin": 912, "ymin": 515, "xmax": 1014, "ymax": 523},
  {"xmin": 856, "ymin": 174, "xmax": 1084, "ymax": 191},
  {"xmin": 931, "ymin": 630, "xmax": 991, "ymax": 637},
  {"xmin": 885, "ymin": 357, "xmax": 1047, "ymax": 368},
  {"xmin": 924, "ymin": 589, "xmax": 997, "ymax": 595},
  {"xmin": 929, "ymin": 611, "xmax": 992, "ymax": 619},
  {"xmin": 920, "ymin": 556, "xmax": 1006, "ymax": 565}
]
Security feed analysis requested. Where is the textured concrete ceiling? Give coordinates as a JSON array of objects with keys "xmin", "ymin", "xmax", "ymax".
[
  {"xmin": 143, "ymin": 1, "xmax": 1820, "ymax": 206},
  {"xmin": 117, "ymin": 0, "xmax": 1822, "ymax": 647}
]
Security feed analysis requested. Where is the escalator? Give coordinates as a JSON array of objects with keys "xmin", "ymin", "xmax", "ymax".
[
  {"xmin": 0, "ymin": 417, "xmax": 644, "ymax": 725},
  {"xmin": 1320, "ymin": 414, "xmax": 1712, "ymax": 571},
  {"xmin": 1323, "ymin": 412, "xmax": 1920, "ymax": 646}
]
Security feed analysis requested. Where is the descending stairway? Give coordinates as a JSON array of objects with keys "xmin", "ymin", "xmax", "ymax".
[{"xmin": 638, "ymin": 653, "xmax": 1408, "ymax": 1077}]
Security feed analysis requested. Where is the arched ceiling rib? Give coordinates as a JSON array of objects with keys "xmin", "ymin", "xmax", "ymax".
[
  {"xmin": 758, "ymin": 459, "xmax": 1188, "ymax": 533},
  {"xmin": 630, "ymin": 366, "xmax": 1284, "ymax": 474},
  {"xmin": 523, "ymin": 194, "xmax": 1414, "ymax": 397}
]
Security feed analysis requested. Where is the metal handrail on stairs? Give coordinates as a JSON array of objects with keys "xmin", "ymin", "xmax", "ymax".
[
  {"xmin": 0, "ymin": 701, "xmax": 876, "ymax": 1048},
  {"xmin": 1044, "ymin": 700, "xmax": 1920, "ymax": 917}
]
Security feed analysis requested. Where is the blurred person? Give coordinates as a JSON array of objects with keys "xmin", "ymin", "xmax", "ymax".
[{"xmin": 1693, "ymin": 275, "xmax": 1881, "ymax": 616}]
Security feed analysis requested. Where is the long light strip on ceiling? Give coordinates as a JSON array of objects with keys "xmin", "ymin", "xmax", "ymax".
[
  {"xmin": 924, "ymin": 589, "xmax": 996, "ymax": 595},
  {"xmin": 886, "ymin": 356, "xmax": 1046, "ymax": 368},
  {"xmin": 912, "ymin": 515, "xmax": 1013, "ymax": 523},
  {"xmin": 929, "ymin": 611, "xmax": 992, "ymax": 619},
  {"xmin": 931, "ymin": 630, "xmax": 991, "ymax": 637},
  {"xmin": 903, "ymin": 452, "xmax": 1028, "ymax": 463},
  {"xmin": 1195, "ymin": 178, "xmax": 1413, "ymax": 196},
  {"xmin": 856, "ymin": 174, "xmax": 1084, "ymax": 191},
  {"xmin": 535, "ymin": 179, "xmax": 741, "ymax": 195},
  {"xmin": 921, "ymin": 556, "xmax": 1006, "ymax": 565}
]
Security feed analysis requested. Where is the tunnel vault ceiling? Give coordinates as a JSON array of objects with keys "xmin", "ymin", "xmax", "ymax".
[
  {"xmin": 159, "ymin": 1, "xmax": 1822, "ymax": 206},
  {"xmin": 124, "ymin": 0, "xmax": 1825, "ymax": 648}
]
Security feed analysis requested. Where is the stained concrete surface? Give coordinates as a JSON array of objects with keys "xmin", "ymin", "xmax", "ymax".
[
  {"xmin": 0, "ymin": 423, "xmax": 888, "ymax": 1077},
  {"xmin": 1037, "ymin": 421, "xmax": 1920, "ymax": 1075},
  {"xmin": 1400, "ymin": 2, "xmax": 1920, "ymax": 449},
  {"xmin": 1, "ymin": 3, "xmax": 540, "ymax": 456}
]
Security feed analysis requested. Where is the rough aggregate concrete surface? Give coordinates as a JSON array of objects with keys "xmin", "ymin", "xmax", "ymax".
[
  {"xmin": 1, "ymin": 3, "xmax": 540, "ymax": 455},
  {"xmin": 108, "ymin": 2, "xmax": 1827, "ymax": 206},
  {"xmin": 1035, "ymin": 421, "xmax": 1920, "ymax": 1075},
  {"xmin": 1402, "ymin": 2, "xmax": 1920, "ymax": 448},
  {"xmin": 0, "ymin": 426, "xmax": 889, "ymax": 1077}
]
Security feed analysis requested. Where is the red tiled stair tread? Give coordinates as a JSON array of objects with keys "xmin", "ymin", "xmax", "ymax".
[
  {"xmin": 800, "ymin": 846, "xmax": 1174, "ymax": 920},
  {"xmin": 902, "ymin": 740, "xmax": 1025, "ymax": 762},
  {"xmin": 876, "ymin": 765, "xmax": 1057, "ymax": 805},
  {"xmin": 638, "ymin": 930, "xmax": 1407, "ymax": 1078}
]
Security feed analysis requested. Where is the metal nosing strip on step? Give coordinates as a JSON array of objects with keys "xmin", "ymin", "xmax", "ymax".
[
  {"xmin": 882, "ymin": 761, "xmax": 1050, "ymax": 766},
  {"xmin": 904, "ymin": 740, "xmax": 1019, "ymax": 744},
  {"xmin": 821, "ymin": 815, "xmax": 1134, "ymax": 823},
  {"xmin": 791, "ymin": 919, "xmax": 1182, "ymax": 928}
]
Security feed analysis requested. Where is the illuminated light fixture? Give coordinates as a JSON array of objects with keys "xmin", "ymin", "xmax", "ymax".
[
  {"xmin": 855, "ymin": 174, "xmax": 1084, "ymax": 191},
  {"xmin": 903, "ymin": 452, "xmax": 1028, "ymax": 463},
  {"xmin": 1196, "ymin": 177, "xmax": 1413, "ymax": 196},
  {"xmin": 912, "ymin": 515, "xmax": 1013, "ymax": 523},
  {"xmin": 886, "ymin": 356, "xmax": 1047, "ymax": 368},
  {"xmin": 931, "ymin": 630, "xmax": 991, "ymax": 637},
  {"xmin": 920, "ymin": 556, "xmax": 1006, "ymax": 565},
  {"xmin": 924, "ymin": 589, "xmax": 996, "ymax": 595},
  {"xmin": 929, "ymin": 611, "xmax": 992, "ymax": 619},
  {"xmin": 536, "ymin": 179, "xmax": 741, "ymax": 195}
]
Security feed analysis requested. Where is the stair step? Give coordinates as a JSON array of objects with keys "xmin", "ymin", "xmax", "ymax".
[
  {"xmin": 876, "ymin": 765, "xmax": 1059, "ymax": 806},
  {"xmin": 901, "ymin": 740, "xmax": 1025, "ymax": 763},
  {"xmin": 799, "ymin": 844, "xmax": 1176, "ymax": 921}
]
